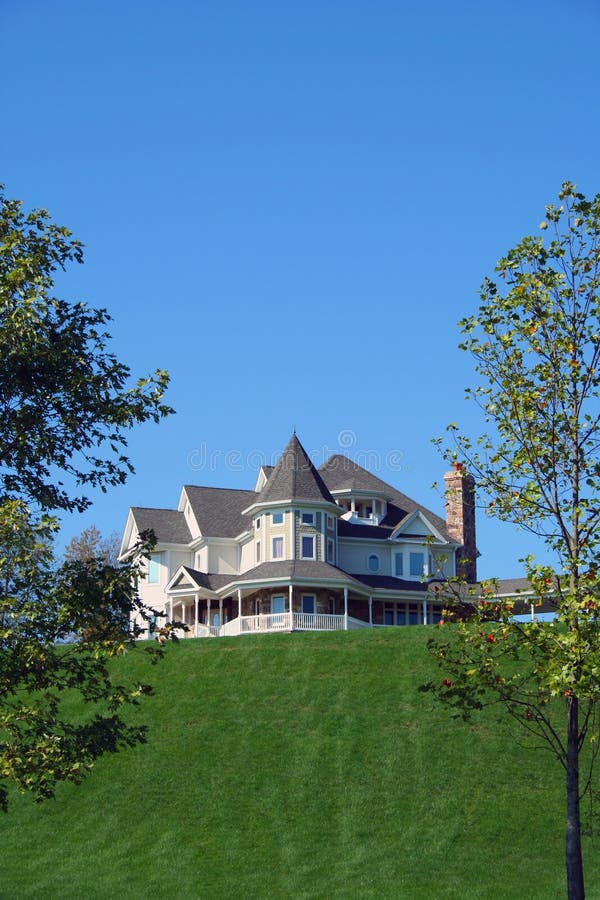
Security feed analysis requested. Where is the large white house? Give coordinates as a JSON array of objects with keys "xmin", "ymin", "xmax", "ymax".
[{"xmin": 120, "ymin": 434, "xmax": 478, "ymax": 638}]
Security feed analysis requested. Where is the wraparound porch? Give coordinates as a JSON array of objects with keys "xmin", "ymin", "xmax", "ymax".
[{"xmin": 163, "ymin": 584, "xmax": 442, "ymax": 638}]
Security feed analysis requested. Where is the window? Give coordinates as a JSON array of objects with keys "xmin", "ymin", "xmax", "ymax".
[
  {"xmin": 394, "ymin": 552, "xmax": 403, "ymax": 577},
  {"xmin": 327, "ymin": 538, "xmax": 335, "ymax": 564},
  {"xmin": 326, "ymin": 515, "xmax": 334, "ymax": 530},
  {"xmin": 302, "ymin": 594, "xmax": 316, "ymax": 614},
  {"xmin": 368, "ymin": 554, "xmax": 379, "ymax": 573},
  {"xmin": 272, "ymin": 511, "xmax": 283, "ymax": 525},
  {"xmin": 256, "ymin": 541, "xmax": 261, "ymax": 563},
  {"xmin": 272, "ymin": 536, "xmax": 284, "ymax": 559},
  {"xmin": 148, "ymin": 554, "xmax": 160, "ymax": 584},
  {"xmin": 384, "ymin": 604, "xmax": 407, "ymax": 626},
  {"xmin": 255, "ymin": 517, "xmax": 261, "ymax": 530},
  {"xmin": 409, "ymin": 552, "xmax": 425, "ymax": 577},
  {"xmin": 301, "ymin": 535, "xmax": 315, "ymax": 559},
  {"xmin": 271, "ymin": 595, "xmax": 285, "ymax": 613},
  {"xmin": 409, "ymin": 603, "xmax": 420, "ymax": 625},
  {"xmin": 301, "ymin": 511, "xmax": 315, "ymax": 525}
]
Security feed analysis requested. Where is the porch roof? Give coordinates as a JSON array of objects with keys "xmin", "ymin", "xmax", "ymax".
[{"xmin": 216, "ymin": 560, "xmax": 367, "ymax": 593}]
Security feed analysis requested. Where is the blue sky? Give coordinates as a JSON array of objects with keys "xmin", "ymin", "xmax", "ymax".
[{"xmin": 2, "ymin": 0, "xmax": 599, "ymax": 578}]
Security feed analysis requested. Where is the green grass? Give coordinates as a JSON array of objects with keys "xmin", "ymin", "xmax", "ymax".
[{"xmin": 1, "ymin": 628, "xmax": 597, "ymax": 899}]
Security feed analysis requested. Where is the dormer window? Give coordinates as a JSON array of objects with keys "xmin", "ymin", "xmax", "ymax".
[{"xmin": 301, "ymin": 511, "xmax": 315, "ymax": 526}]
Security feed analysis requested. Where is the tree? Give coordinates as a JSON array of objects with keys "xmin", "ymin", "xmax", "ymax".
[
  {"xmin": 426, "ymin": 182, "xmax": 600, "ymax": 900},
  {"xmin": 0, "ymin": 501, "xmax": 162, "ymax": 810},
  {"xmin": 0, "ymin": 186, "xmax": 176, "ymax": 808},
  {"xmin": 64, "ymin": 525, "xmax": 121, "ymax": 566}
]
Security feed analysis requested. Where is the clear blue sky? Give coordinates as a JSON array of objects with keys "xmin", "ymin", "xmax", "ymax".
[{"xmin": 2, "ymin": 0, "xmax": 599, "ymax": 578}]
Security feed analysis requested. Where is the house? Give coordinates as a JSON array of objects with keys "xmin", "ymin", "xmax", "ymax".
[{"xmin": 119, "ymin": 434, "xmax": 478, "ymax": 638}]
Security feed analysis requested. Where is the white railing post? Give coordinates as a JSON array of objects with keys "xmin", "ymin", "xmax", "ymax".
[{"xmin": 344, "ymin": 588, "xmax": 348, "ymax": 631}]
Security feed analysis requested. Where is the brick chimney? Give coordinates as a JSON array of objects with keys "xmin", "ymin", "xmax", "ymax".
[{"xmin": 444, "ymin": 464, "xmax": 477, "ymax": 583}]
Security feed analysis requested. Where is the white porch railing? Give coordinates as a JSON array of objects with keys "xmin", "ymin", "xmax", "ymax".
[
  {"xmin": 189, "ymin": 612, "xmax": 365, "ymax": 638},
  {"xmin": 293, "ymin": 612, "xmax": 346, "ymax": 631},
  {"xmin": 239, "ymin": 613, "xmax": 292, "ymax": 634},
  {"xmin": 220, "ymin": 618, "xmax": 242, "ymax": 637}
]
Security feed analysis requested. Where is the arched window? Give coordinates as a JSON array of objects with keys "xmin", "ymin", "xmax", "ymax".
[{"xmin": 368, "ymin": 554, "xmax": 379, "ymax": 573}]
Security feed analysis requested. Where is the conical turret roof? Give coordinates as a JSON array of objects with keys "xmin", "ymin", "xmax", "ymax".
[{"xmin": 256, "ymin": 434, "xmax": 336, "ymax": 505}]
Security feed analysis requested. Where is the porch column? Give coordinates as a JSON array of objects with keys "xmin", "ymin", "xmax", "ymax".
[
  {"xmin": 219, "ymin": 597, "xmax": 223, "ymax": 628},
  {"xmin": 194, "ymin": 593, "xmax": 199, "ymax": 638},
  {"xmin": 422, "ymin": 598, "xmax": 428, "ymax": 625},
  {"xmin": 288, "ymin": 583, "xmax": 293, "ymax": 626},
  {"xmin": 207, "ymin": 597, "xmax": 211, "ymax": 628},
  {"xmin": 368, "ymin": 596, "xmax": 373, "ymax": 627},
  {"xmin": 238, "ymin": 588, "xmax": 242, "ymax": 620},
  {"xmin": 344, "ymin": 587, "xmax": 348, "ymax": 630}
]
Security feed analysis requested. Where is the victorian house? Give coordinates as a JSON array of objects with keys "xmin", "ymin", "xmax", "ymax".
[{"xmin": 119, "ymin": 434, "xmax": 478, "ymax": 638}]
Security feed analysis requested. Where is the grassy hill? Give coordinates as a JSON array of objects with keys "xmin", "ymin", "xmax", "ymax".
[{"xmin": 1, "ymin": 628, "xmax": 597, "ymax": 899}]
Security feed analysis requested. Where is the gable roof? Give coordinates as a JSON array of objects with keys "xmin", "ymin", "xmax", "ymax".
[
  {"xmin": 253, "ymin": 434, "xmax": 336, "ymax": 506},
  {"xmin": 319, "ymin": 455, "xmax": 451, "ymax": 541},
  {"xmin": 130, "ymin": 507, "xmax": 192, "ymax": 544},
  {"xmin": 183, "ymin": 486, "xmax": 256, "ymax": 538}
]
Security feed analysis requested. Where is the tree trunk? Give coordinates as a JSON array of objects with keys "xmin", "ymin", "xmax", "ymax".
[{"xmin": 566, "ymin": 696, "xmax": 585, "ymax": 900}]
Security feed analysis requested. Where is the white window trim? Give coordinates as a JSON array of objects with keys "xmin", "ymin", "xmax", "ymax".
[
  {"xmin": 271, "ymin": 594, "xmax": 286, "ymax": 614},
  {"xmin": 326, "ymin": 514, "xmax": 334, "ymax": 530},
  {"xmin": 327, "ymin": 538, "xmax": 335, "ymax": 564},
  {"xmin": 301, "ymin": 511, "xmax": 315, "ymax": 526},
  {"xmin": 148, "ymin": 553, "xmax": 161, "ymax": 584},
  {"xmin": 271, "ymin": 511, "xmax": 284, "ymax": 526},
  {"xmin": 272, "ymin": 535, "xmax": 285, "ymax": 560}
]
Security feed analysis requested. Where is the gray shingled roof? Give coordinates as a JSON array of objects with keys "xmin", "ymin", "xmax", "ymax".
[
  {"xmin": 130, "ymin": 508, "xmax": 191, "ymax": 544},
  {"xmin": 183, "ymin": 486, "xmax": 257, "ymax": 538},
  {"xmin": 255, "ymin": 434, "xmax": 336, "ymax": 505},
  {"xmin": 349, "ymin": 573, "xmax": 436, "ymax": 592},
  {"xmin": 177, "ymin": 567, "xmax": 239, "ymax": 592},
  {"xmin": 320, "ymin": 454, "xmax": 451, "ymax": 541},
  {"xmin": 232, "ymin": 560, "xmax": 363, "ymax": 585}
]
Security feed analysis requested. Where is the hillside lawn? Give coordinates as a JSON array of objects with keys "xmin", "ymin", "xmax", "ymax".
[{"xmin": 1, "ymin": 627, "xmax": 599, "ymax": 899}]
